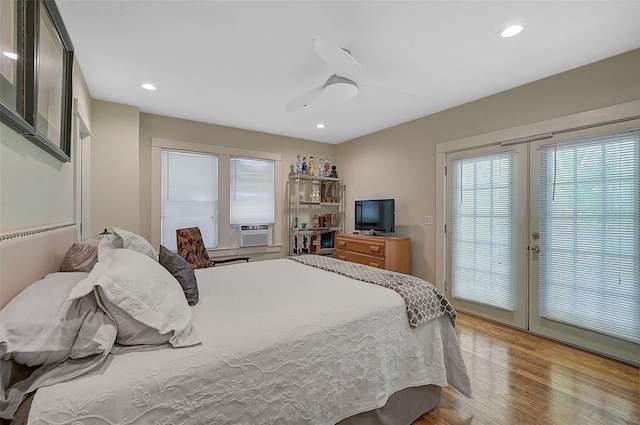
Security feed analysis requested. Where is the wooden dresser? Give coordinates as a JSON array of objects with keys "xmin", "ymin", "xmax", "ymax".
[{"xmin": 335, "ymin": 234, "xmax": 411, "ymax": 274}]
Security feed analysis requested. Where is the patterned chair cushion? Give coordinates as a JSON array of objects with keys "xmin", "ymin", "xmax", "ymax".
[{"xmin": 176, "ymin": 227, "xmax": 213, "ymax": 269}]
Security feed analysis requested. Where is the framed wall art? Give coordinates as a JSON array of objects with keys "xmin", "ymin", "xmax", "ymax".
[
  {"xmin": 0, "ymin": 0, "xmax": 74, "ymax": 162},
  {"xmin": 0, "ymin": 0, "xmax": 19, "ymax": 112}
]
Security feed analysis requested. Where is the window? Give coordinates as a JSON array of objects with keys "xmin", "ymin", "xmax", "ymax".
[
  {"xmin": 539, "ymin": 130, "xmax": 639, "ymax": 343},
  {"xmin": 230, "ymin": 157, "xmax": 275, "ymax": 225},
  {"xmin": 152, "ymin": 137, "xmax": 282, "ymax": 253},
  {"xmin": 161, "ymin": 150, "xmax": 218, "ymax": 251}
]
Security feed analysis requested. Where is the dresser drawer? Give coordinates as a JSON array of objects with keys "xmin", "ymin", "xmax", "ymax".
[
  {"xmin": 336, "ymin": 237, "xmax": 385, "ymax": 257},
  {"xmin": 336, "ymin": 250, "xmax": 384, "ymax": 269}
]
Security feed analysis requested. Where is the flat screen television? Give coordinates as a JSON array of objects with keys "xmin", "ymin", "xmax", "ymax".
[{"xmin": 355, "ymin": 199, "xmax": 395, "ymax": 234}]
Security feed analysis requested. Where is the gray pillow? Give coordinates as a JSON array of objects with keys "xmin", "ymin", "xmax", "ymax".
[{"xmin": 159, "ymin": 245, "xmax": 199, "ymax": 306}]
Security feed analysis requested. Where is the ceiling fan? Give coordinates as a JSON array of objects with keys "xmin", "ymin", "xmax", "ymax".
[{"xmin": 286, "ymin": 39, "xmax": 414, "ymax": 112}]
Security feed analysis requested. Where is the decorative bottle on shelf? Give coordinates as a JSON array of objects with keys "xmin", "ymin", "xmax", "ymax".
[{"xmin": 311, "ymin": 188, "xmax": 320, "ymax": 203}]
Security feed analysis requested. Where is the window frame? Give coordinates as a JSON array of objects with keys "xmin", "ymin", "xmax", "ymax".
[{"xmin": 151, "ymin": 138, "xmax": 282, "ymax": 255}]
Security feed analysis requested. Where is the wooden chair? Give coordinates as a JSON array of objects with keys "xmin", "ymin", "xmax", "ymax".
[{"xmin": 176, "ymin": 227, "xmax": 249, "ymax": 269}]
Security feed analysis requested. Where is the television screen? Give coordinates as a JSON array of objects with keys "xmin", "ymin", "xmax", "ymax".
[{"xmin": 355, "ymin": 199, "xmax": 395, "ymax": 234}]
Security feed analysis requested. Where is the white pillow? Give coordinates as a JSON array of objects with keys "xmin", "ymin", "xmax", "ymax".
[
  {"xmin": 70, "ymin": 249, "xmax": 200, "ymax": 347},
  {"xmin": 0, "ymin": 273, "xmax": 117, "ymax": 418},
  {"xmin": 98, "ymin": 227, "xmax": 158, "ymax": 262},
  {"xmin": 0, "ymin": 272, "xmax": 116, "ymax": 366}
]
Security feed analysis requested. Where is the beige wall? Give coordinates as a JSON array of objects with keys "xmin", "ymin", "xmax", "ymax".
[
  {"xmin": 90, "ymin": 100, "xmax": 140, "ymax": 235},
  {"xmin": 138, "ymin": 113, "xmax": 338, "ymax": 258},
  {"xmin": 337, "ymin": 48, "xmax": 640, "ymax": 283},
  {"xmin": 6, "ymin": 46, "xmax": 634, "ymax": 274},
  {"xmin": 0, "ymin": 58, "xmax": 92, "ymax": 233}
]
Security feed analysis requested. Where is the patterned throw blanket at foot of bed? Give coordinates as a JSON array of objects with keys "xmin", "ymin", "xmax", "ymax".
[{"xmin": 288, "ymin": 254, "xmax": 456, "ymax": 328}]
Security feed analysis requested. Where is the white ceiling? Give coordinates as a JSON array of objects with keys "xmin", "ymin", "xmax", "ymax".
[{"xmin": 56, "ymin": 1, "xmax": 640, "ymax": 144}]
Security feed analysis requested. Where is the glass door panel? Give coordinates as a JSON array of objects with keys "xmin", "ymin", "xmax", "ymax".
[{"xmin": 446, "ymin": 144, "xmax": 528, "ymax": 329}]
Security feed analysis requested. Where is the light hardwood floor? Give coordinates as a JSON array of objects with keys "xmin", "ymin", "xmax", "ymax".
[{"xmin": 414, "ymin": 312, "xmax": 639, "ymax": 425}]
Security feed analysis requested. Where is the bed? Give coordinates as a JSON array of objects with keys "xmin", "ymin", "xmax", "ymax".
[{"xmin": 0, "ymin": 223, "xmax": 471, "ymax": 425}]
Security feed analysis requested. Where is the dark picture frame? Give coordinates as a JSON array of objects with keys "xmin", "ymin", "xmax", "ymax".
[{"xmin": 0, "ymin": 0, "xmax": 74, "ymax": 162}]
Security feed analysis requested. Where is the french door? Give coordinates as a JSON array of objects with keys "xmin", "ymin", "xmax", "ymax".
[
  {"xmin": 529, "ymin": 129, "xmax": 639, "ymax": 363},
  {"xmin": 446, "ymin": 126, "xmax": 639, "ymax": 364}
]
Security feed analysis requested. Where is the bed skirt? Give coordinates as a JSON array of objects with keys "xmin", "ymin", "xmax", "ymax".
[{"xmin": 338, "ymin": 384, "xmax": 441, "ymax": 425}]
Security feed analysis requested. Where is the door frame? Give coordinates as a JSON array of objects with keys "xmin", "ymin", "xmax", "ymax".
[
  {"xmin": 435, "ymin": 101, "xmax": 640, "ymax": 363},
  {"xmin": 72, "ymin": 99, "xmax": 92, "ymax": 241}
]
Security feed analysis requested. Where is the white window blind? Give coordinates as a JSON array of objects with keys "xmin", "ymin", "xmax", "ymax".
[
  {"xmin": 450, "ymin": 152, "xmax": 515, "ymax": 310},
  {"xmin": 161, "ymin": 150, "xmax": 218, "ymax": 251},
  {"xmin": 539, "ymin": 130, "xmax": 639, "ymax": 343},
  {"xmin": 230, "ymin": 157, "xmax": 275, "ymax": 225}
]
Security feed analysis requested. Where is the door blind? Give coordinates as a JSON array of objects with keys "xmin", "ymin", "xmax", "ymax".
[
  {"xmin": 450, "ymin": 151, "xmax": 515, "ymax": 310},
  {"xmin": 538, "ymin": 130, "xmax": 639, "ymax": 343}
]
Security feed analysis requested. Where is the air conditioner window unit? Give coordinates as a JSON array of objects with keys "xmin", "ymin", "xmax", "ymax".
[{"xmin": 240, "ymin": 224, "xmax": 271, "ymax": 247}]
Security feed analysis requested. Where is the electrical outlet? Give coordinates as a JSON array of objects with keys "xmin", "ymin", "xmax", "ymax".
[{"xmin": 424, "ymin": 215, "xmax": 433, "ymax": 225}]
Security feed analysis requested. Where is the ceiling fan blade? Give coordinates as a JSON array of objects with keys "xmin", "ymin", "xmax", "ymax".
[
  {"xmin": 286, "ymin": 85, "xmax": 324, "ymax": 112},
  {"xmin": 312, "ymin": 38, "xmax": 362, "ymax": 82},
  {"xmin": 352, "ymin": 85, "xmax": 414, "ymax": 106}
]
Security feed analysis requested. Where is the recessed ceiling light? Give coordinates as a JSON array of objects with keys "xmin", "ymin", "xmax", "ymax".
[
  {"xmin": 2, "ymin": 51, "xmax": 18, "ymax": 60},
  {"xmin": 500, "ymin": 24, "xmax": 523, "ymax": 38},
  {"xmin": 316, "ymin": 123, "xmax": 326, "ymax": 129},
  {"xmin": 141, "ymin": 83, "xmax": 157, "ymax": 91}
]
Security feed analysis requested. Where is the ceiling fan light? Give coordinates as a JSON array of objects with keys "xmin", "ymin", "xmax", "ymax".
[
  {"xmin": 324, "ymin": 81, "xmax": 358, "ymax": 101},
  {"xmin": 500, "ymin": 24, "xmax": 523, "ymax": 38}
]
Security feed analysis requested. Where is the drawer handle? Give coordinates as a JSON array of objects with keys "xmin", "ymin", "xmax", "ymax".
[
  {"xmin": 337, "ymin": 241, "xmax": 346, "ymax": 247},
  {"xmin": 369, "ymin": 262, "xmax": 381, "ymax": 268},
  {"xmin": 368, "ymin": 246, "xmax": 380, "ymax": 253}
]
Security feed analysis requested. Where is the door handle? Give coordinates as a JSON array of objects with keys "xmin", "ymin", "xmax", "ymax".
[{"xmin": 531, "ymin": 245, "xmax": 540, "ymax": 253}]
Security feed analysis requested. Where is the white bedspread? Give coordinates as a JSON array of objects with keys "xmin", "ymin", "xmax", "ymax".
[{"xmin": 28, "ymin": 259, "xmax": 471, "ymax": 424}]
